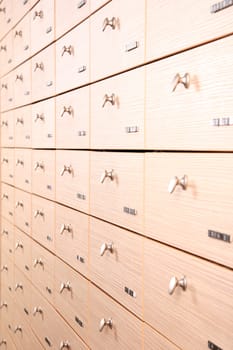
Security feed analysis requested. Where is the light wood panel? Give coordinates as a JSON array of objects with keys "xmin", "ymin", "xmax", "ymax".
[
  {"xmin": 144, "ymin": 324, "xmax": 180, "ymax": 350},
  {"xmin": 1, "ymin": 183, "xmax": 14, "ymax": 223},
  {"xmin": 14, "ymin": 148, "xmax": 31, "ymax": 192},
  {"xmin": 1, "ymin": 110, "xmax": 14, "ymax": 148},
  {"xmin": 1, "ymin": 148, "xmax": 14, "ymax": 186},
  {"xmin": 14, "ymin": 105, "xmax": 32, "ymax": 148},
  {"xmin": 14, "ymin": 188, "xmax": 31, "ymax": 235},
  {"xmin": 13, "ymin": 13, "xmax": 30, "ymax": 67},
  {"xmin": 0, "ymin": 71, "xmax": 14, "ymax": 112},
  {"xmin": 14, "ymin": 227, "xmax": 31, "ymax": 279},
  {"xmin": 1, "ymin": 218, "xmax": 14, "ymax": 260},
  {"xmin": 13, "ymin": 59, "xmax": 31, "ymax": 108}
]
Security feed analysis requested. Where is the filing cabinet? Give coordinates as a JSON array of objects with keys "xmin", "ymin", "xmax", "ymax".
[{"xmin": 1, "ymin": 110, "xmax": 14, "ymax": 148}]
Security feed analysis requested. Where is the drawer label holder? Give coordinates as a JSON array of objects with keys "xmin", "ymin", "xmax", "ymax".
[
  {"xmin": 212, "ymin": 117, "xmax": 233, "ymax": 126},
  {"xmin": 208, "ymin": 229, "xmax": 231, "ymax": 243},
  {"xmin": 123, "ymin": 206, "xmax": 137, "ymax": 216},
  {"xmin": 208, "ymin": 340, "xmax": 223, "ymax": 350},
  {"xmin": 124, "ymin": 286, "xmax": 136, "ymax": 298},
  {"xmin": 75, "ymin": 316, "xmax": 84, "ymax": 328},
  {"xmin": 210, "ymin": 0, "xmax": 233, "ymax": 13}
]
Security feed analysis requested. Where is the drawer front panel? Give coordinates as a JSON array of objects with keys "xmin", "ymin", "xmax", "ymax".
[
  {"xmin": 144, "ymin": 324, "xmax": 181, "ymax": 350},
  {"xmin": 90, "ymin": 151, "xmax": 144, "ymax": 233},
  {"xmin": 1, "ymin": 183, "xmax": 14, "ymax": 223},
  {"xmin": 13, "ymin": 59, "xmax": 31, "ymax": 108},
  {"xmin": 14, "ymin": 188, "xmax": 31, "ymax": 235},
  {"xmin": 1, "ymin": 218, "xmax": 14, "ymax": 260},
  {"xmin": 56, "ymin": 150, "xmax": 89, "ymax": 213},
  {"xmin": 0, "ymin": 31, "xmax": 13, "ymax": 79},
  {"xmin": 144, "ymin": 239, "xmax": 233, "ymax": 350},
  {"xmin": 0, "ymin": 72, "xmax": 14, "ymax": 111},
  {"xmin": 90, "ymin": 217, "xmax": 143, "ymax": 317},
  {"xmin": 14, "ymin": 227, "xmax": 31, "ymax": 278},
  {"xmin": 145, "ymin": 153, "xmax": 233, "ymax": 268},
  {"xmin": 13, "ymin": 14, "xmax": 30, "ymax": 67},
  {"xmin": 32, "ymin": 194, "xmax": 55, "ymax": 252},
  {"xmin": 1, "ymin": 110, "xmax": 14, "ymax": 148},
  {"xmin": 1, "ymin": 254, "xmax": 14, "ymax": 293},
  {"xmin": 91, "ymin": 67, "xmax": 145, "ymax": 149},
  {"xmin": 56, "ymin": 87, "xmax": 89, "ymax": 149},
  {"xmin": 90, "ymin": 0, "xmax": 111, "ymax": 13},
  {"xmin": 13, "ymin": 0, "xmax": 34, "ymax": 28},
  {"xmin": 1, "ymin": 148, "xmax": 14, "ymax": 185},
  {"xmin": 14, "ymin": 148, "xmax": 31, "ymax": 192},
  {"xmin": 14, "ymin": 105, "xmax": 32, "ymax": 148},
  {"xmin": 0, "ymin": 0, "xmax": 13, "ymax": 42},
  {"xmin": 55, "ymin": 203, "xmax": 88, "ymax": 277}
]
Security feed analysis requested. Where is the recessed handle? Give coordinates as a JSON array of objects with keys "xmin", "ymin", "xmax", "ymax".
[
  {"xmin": 16, "ymin": 117, "xmax": 24, "ymax": 125},
  {"xmin": 1, "ymin": 265, "xmax": 8, "ymax": 272},
  {"xmin": 60, "ymin": 106, "xmax": 73, "ymax": 117},
  {"xmin": 15, "ymin": 242, "xmax": 24, "ymax": 250},
  {"xmin": 168, "ymin": 276, "xmax": 187, "ymax": 295},
  {"xmin": 60, "ymin": 165, "xmax": 73, "ymax": 176},
  {"xmin": 100, "ymin": 169, "xmax": 114, "ymax": 184},
  {"xmin": 102, "ymin": 17, "xmax": 117, "ymax": 31},
  {"xmin": 59, "ymin": 281, "xmax": 72, "ymax": 294},
  {"xmin": 100, "ymin": 242, "xmax": 114, "ymax": 256},
  {"xmin": 168, "ymin": 175, "xmax": 188, "ymax": 194},
  {"xmin": 0, "ymin": 302, "xmax": 7, "ymax": 309},
  {"xmin": 33, "ymin": 258, "xmax": 44, "ymax": 268},
  {"xmin": 14, "ymin": 30, "xmax": 22, "ymax": 37},
  {"xmin": 60, "ymin": 224, "xmax": 73, "ymax": 235},
  {"xmin": 99, "ymin": 318, "xmax": 113, "ymax": 332},
  {"xmin": 34, "ymin": 161, "xmax": 44, "ymax": 171},
  {"xmin": 33, "ymin": 10, "xmax": 43, "ymax": 20},
  {"xmin": 61, "ymin": 45, "xmax": 73, "ymax": 56},
  {"xmin": 34, "ymin": 113, "xmax": 45, "ymax": 122},
  {"xmin": 172, "ymin": 73, "xmax": 190, "ymax": 92},
  {"xmin": 34, "ymin": 62, "xmax": 44, "ymax": 72},
  {"xmin": 33, "ymin": 306, "xmax": 43, "ymax": 317},
  {"xmin": 15, "ymin": 283, "xmax": 23, "ymax": 291},
  {"xmin": 15, "ymin": 74, "xmax": 23, "ymax": 82},
  {"xmin": 14, "ymin": 326, "xmax": 22, "ymax": 334},
  {"xmin": 102, "ymin": 93, "xmax": 115, "ymax": 108},
  {"xmin": 60, "ymin": 341, "xmax": 71, "ymax": 350}
]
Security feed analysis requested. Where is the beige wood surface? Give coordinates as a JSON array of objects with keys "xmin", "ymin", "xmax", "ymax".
[
  {"xmin": 32, "ymin": 194, "xmax": 55, "ymax": 252},
  {"xmin": 32, "ymin": 149, "xmax": 55, "ymax": 200},
  {"xmin": 0, "ymin": 31, "xmax": 13, "ymax": 77},
  {"xmin": 13, "ymin": 266, "xmax": 32, "ymax": 317},
  {"xmin": 1, "ymin": 148, "xmax": 14, "ymax": 186},
  {"xmin": 90, "ymin": 151, "xmax": 144, "ymax": 233},
  {"xmin": 145, "ymin": 153, "xmax": 233, "ymax": 268},
  {"xmin": 14, "ymin": 105, "xmax": 32, "ymax": 148},
  {"xmin": 14, "ymin": 148, "xmax": 32, "ymax": 192},
  {"xmin": 1, "ymin": 183, "xmax": 14, "ymax": 223},
  {"xmin": 0, "ymin": 300, "xmax": 16, "ymax": 342},
  {"xmin": 1, "ymin": 217, "xmax": 14, "ymax": 261},
  {"xmin": 1, "ymin": 110, "xmax": 14, "ymax": 148},
  {"xmin": 55, "ymin": 203, "xmax": 88, "ymax": 277},
  {"xmin": 0, "ymin": 71, "xmax": 14, "ymax": 111},
  {"xmin": 144, "ymin": 239, "xmax": 233, "ymax": 350},
  {"xmin": 89, "ymin": 283, "xmax": 143, "ymax": 350},
  {"xmin": 31, "ymin": 43, "xmax": 55, "ymax": 102},
  {"xmin": 14, "ymin": 227, "xmax": 31, "ymax": 279},
  {"xmin": 13, "ymin": 59, "xmax": 31, "ymax": 108},
  {"xmin": 54, "ymin": 256, "xmax": 89, "ymax": 343},
  {"xmin": 32, "ymin": 97, "xmax": 55, "ymax": 149},
  {"xmin": 90, "ymin": 217, "xmax": 143, "ymax": 317},
  {"xmin": 146, "ymin": 0, "xmax": 233, "ymax": 62},
  {"xmin": 90, "ymin": 67, "xmax": 145, "ymax": 149},
  {"xmin": 30, "ymin": 0, "xmax": 55, "ymax": 55},
  {"xmin": 13, "ymin": 0, "xmax": 37, "ymax": 30},
  {"xmin": 13, "ymin": 13, "xmax": 30, "ymax": 67},
  {"xmin": 56, "ymin": 20, "xmax": 89, "ymax": 94},
  {"xmin": 14, "ymin": 188, "xmax": 31, "ymax": 235},
  {"xmin": 56, "ymin": 86, "xmax": 89, "ymax": 149},
  {"xmin": 56, "ymin": 150, "xmax": 89, "ymax": 213},
  {"xmin": 144, "ymin": 323, "xmax": 180, "ymax": 350},
  {"xmin": 1, "ymin": 253, "xmax": 14, "ymax": 294},
  {"xmin": 0, "ymin": 0, "xmax": 13, "ymax": 42},
  {"xmin": 90, "ymin": 0, "xmax": 145, "ymax": 81},
  {"xmin": 90, "ymin": 0, "xmax": 111, "ymax": 13}
]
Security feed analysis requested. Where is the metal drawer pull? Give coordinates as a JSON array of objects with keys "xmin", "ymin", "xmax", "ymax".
[
  {"xmin": 100, "ymin": 242, "xmax": 114, "ymax": 256},
  {"xmin": 60, "ymin": 341, "xmax": 71, "ymax": 350},
  {"xmin": 102, "ymin": 17, "xmax": 117, "ymax": 31},
  {"xmin": 0, "ymin": 7, "xmax": 5, "ymax": 13},
  {"xmin": 60, "ymin": 224, "xmax": 73, "ymax": 235},
  {"xmin": 0, "ymin": 302, "xmax": 7, "ymax": 309},
  {"xmin": 0, "ymin": 45, "xmax": 6, "ymax": 51},
  {"xmin": 34, "ymin": 209, "xmax": 44, "ymax": 218},
  {"xmin": 15, "ymin": 283, "xmax": 23, "ymax": 291},
  {"xmin": 15, "ymin": 74, "xmax": 23, "ymax": 82},
  {"xmin": 34, "ymin": 161, "xmax": 44, "ymax": 171},
  {"xmin": 16, "ymin": 117, "xmax": 24, "ymax": 125},
  {"xmin": 33, "ymin": 306, "xmax": 43, "ymax": 316},
  {"xmin": 34, "ymin": 113, "xmax": 45, "ymax": 122},
  {"xmin": 168, "ymin": 175, "xmax": 188, "ymax": 194},
  {"xmin": 172, "ymin": 73, "xmax": 190, "ymax": 92},
  {"xmin": 168, "ymin": 276, "xmax": 187, "ymax": 295},
  {"xmin": 14, "ymin": 326, "xmax": 22, "ymax": 333},
  {"xmin": 102, "ymin": 93, "xmax": 115, "ymax": 108},
  {"xmin": 33, "ymin": 10, "xmax": 43, "ymax": 20},
  {"xmin": 60, "ymin": 281, "xmax": 72, "ymax": 294},
  {"xmin": 2, "ymin": 229, "xmax": 8, "ymax": 235},
  {"xmin": 2, "ymin": 157, "xmax": 8, "ymax": 163},
  {"xmin": 1, "ymin": 193, "xmax": 8, "ymax": 200},
  {"xmin": 1, "ymin": 83, "xmax": 7, "ymax": 89},
  {"xmin": 61, "ymin": 45, "xmax": 73, "ymax": 56},
  {"xmin": 33, "ymin": 258, "xmax": 44, "ymax": 268},
  {"xmin": 100, "ymin": 169, "xmax": 114, "ymax": 183},
  {"xmin": 1, "ymin": 265, "xmax": 8, "ymax": 272},
  {"xmin": 15, "ymin": 201, "xmax": 24, "ymax": 208},
  {"xmin": 0, "ymin": 340, "xmax": 7, "ymax": 346},
  {"xmin": 99, "ymin": 318, "xmax": 113, "ymax": 332},
  {"xmin": 61, "ymin": 106, "xmax": 73, "ymax": 117},
  {"xmin": 15, "ymin": 30, "xmax": 22, "ymax": 37},
  {"xmin": 16, "ymin": 159, "xmax": 24, "ymax": 166},
  {"xmin": 1, "ymin": 120, "xmax": 8, "ymax": 127},
  {"xmin": 34, "ymin": 62, "xmax": 44, "ymax": 71},
  {"xmin": 15, "ymin": 242, "xmax": 23, "ymax": 250},
  {"xmin": 60, "ymin": 165, "xmax": 73, "ymax": 176}
]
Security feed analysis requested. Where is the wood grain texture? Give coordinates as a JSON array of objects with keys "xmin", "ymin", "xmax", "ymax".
[
  {"xmin": 14, "ymin": 266, "xmax": 32, "ymax": 318},
  {"xmin": 1, "ymin": 253, "xmax": 14, "ymax": 294},
  {"xmin": 14, "ymin": 227, "xmax": 31, "ymax": 279},
  {"xmin": 14, "ymin": 105, "xmax": 32, "ymax": 148},
  {"xmin": 1, "ymin": 148, "xmax": 14, "ymax": 186},
  {"xmin": 1, "ymin": 217, "xmax": 14, "ymax": 261},
  {"xmin": 13, "ymin": 13, "xmax": 30, "ymax": 67},
  {"xmin": 1, "ymin": 110, "xmax": 14, "ymax": 148},
  {"xmin": 144, "ymin": 323, "xmax": 180, "ymax": 350},
  {"xmin": 144, "ymin": 239, "xmax": 233, "ymax": 350},
  {"xmin": 1, "ymin": 183, "xmax": 14, "ymax": 223},
  {"xmin": 14, "ymin": 148, "xmax": 32, "ymax": 192},
  {"xmin": 13, "ymin": 59, "xmax": 31, "ymax": 109},
  {"xmin": 14, "ymin": 188, "xmax": 31, "ymax": 235},
  {"xmin": 0, "ymin": 71, "xmax": 14, "ymax": 111},
  {"xmin": 90, "ymin": 0, "xmax": 111, "ymax": 14}
]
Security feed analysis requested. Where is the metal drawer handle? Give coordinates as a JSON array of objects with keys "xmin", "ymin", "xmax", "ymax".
[
  {"xmin": 16, "ymin": 117, "xmax": 24, "ymax": 125},
  {"xmin": 172, "ymin": 73, "xmax": 190, "ymax": 92},
  {"xmin": 14, "ymin": 326, "xmax": 22, "ymax": 333},
  {"xmin": 34, "ymin": 161, "xmax": 44, "ymax": 171},
  {"xmin": 14, "ymin": 30, "xmax": 22, "ymax": 37},
  {"xmin": 33, "ymin": 258, "xmax": 44, "ymax": 268},
  {"xmin": 60, "ymin": 165, "xmax": 73, "ymax": 176},
  {"xmin": 0, "ymin": 340, "xmax": 7, "ymax": 346},
  {"xmin": 33, "ymin": 306, "xmax": 43, "ymax": 316},
  {"xmin": 33, "ymin": 10, "xmax": 43, "ymax": 20},
  {"xmin": 100, "ymin": 242, "xmax": 114, "ymax": 256},
  {"xmin": 15, "ymin": 201, "xmax": 24, "ymax": 208},
  {"xmin": 0, "ymin": 45, "xmax": 6, "ymax": 51},
  {"xmin": 0, "ymin": 7, "xmax": 5, "ymax": 13},
  {"xmin": 61, "ymin": 45, "xmax": 73, "ymax": 56},
  {"xmin": 1, "ymin": 193, "xmax": 8, "ymax": 200},
  {"xmin": 61, "ymin": 106, "xmax": 73, "ymax": 117},
  {"xmin": 15, "ymin": 74, "xmax": 23, "ymax": 82},
  {"xmin": 60, "ymin": 341, "xmax": 71, "ymax": 350},
  {"xmin": 102, "ymin": 17, "xmax": 117, "ymax": 31},
  {"xmin": 16, "ymin": 159, "xmax": 24, "ymax": 166},
  {"xmin": 1, "ymin": 120, "xmax": 8, "ymax": 127},
  {"xmin": 2, "ymin": 229, "xmax": 8, "ymax": 235},
  {"xmin": 60, "ymin": 224, "xmax": 73, "ymax": 235},
  {"xmin": 99, "ymin": 318, "xmax": 113, "ymax": 332},
  {"xmin": 15, "ymin": 242, "xmax": 23, "ymax": 250},
  {"xmin": 100, "ymin": 169, "xmax": 114, "ymax": 184},
  {"xmin": 102, "ymin": 93, "xmax": 115, "ymax": 108},
  {"xmin": 34, "ymin": 209, "xmax": 44, "ymax": 218},
  {"xmin": 2, "ymin": 157, "xmax": 8, "ymax": 163},
  {"xmin": 1, "ymin": 83, "xmax": 7, "ymax": 89},
  {"xmin": 168, "ymin": 175, "xmax": 188, "ymax": 194},
  {"xmin": 34, "ymin": 113, "xmax": 45, "ymax": 122},
  {"xmin": 0, "ymin": 302, "xmax": 7, "ymax": 309},
  {"xmin": 34, "ymin": 62, "xmax": 44, "ymax": 72},
  {"xmin": 168, "ymin": 276, "xmax": 187, "ymax": 295},
  {"xmin": 60, "ymin": 281, "xmax": 72, "ymax": 294},
  {"xmin": 15, "ymin": 283, "xmax": 23, "ymax": 291},
  {"xmin": 1, "ymin": 265, "xmax": 8, "ymax": 272}
]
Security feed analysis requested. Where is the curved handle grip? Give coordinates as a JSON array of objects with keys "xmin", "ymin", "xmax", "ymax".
[
  {"xmin": 16, "ymin": 117, "xmax": 24, "ymax": 125},
  {"xmin": 168, "ymin": 175, "xmax": 188, "ymax": 194},
  {"xmin": 33, "ymin": 306, "xmax": 43, "ymax": 316},
  {"xmin": 34, "ymin": 62, "xmax": 44, "ymax": 72},
  {"xmin": 168, "ymin": 276, "xmax": 187, "ymax": 295},
  {"xmin": 33, "ymin": 10, "xmax": 43, "ymax": 20},
  {"xmin": 15, "ymin": 242, "xmax": 24, "ymax": 250},
  {"xmin": 61, "ymin": 45, "xmax": 73, "ymax": 56},
  {"xmin": 100, "ymin": 242, "xmax": 114, "ymax": 256},
  {"xmin": 1, "ymin": 265, "xmax": 8, "ymax": 272},
  {"xmin": 15, "ymin": 201, "xmax": 24, "ymax": 208},
  {"xmin": 14, "ymin": 30, "xmax": 22, "ymax": 37},
  {"xmin": 99, "ymin": 318, "xmax": 113, "ymax": 332},
  {"xmin": 1, "ymin": 120, "xmax": 8, "ymax": 127},
  {"xmin": 60, "ymin": 224, "xmax": 73, "ymax": 235},
  {"xmin": 60, "ymin": 165, "xmax": 73, "ymax": 176},
  {"xmin": 60, "ymin": 106, "xmax": 73, "ymax": 117},
  {"xmin": 0, "ymin": 339, "xmax": 7, "ymax": 346},
  {"xmin": 16, "ymin": 159, "xmax": 24, "ymax": 166},
  {"xmin": 15, "ymin": 74, "xmax": 23, "ymax": 82},
  {"xmin": 100, "ymin": 169, "xmax": 114, "ymax": 184},
  {"xmin": 102, "ymin": 93, "xmax": 115, "ymax": 108},
  {"xmin": 60, "ymin": 281, "xmax": 72, "ymax": 294},
  {"xmin": 33, "ymin": 258, "xmax": 44, "ymax": 268},
  {"xmin": 14, "ymin": 326, "xmax": 22, "ymax": 334},
  {"xmin": 172, "ymin": 73, "xmax": 190, "ymax": 92},
  {"xmin": 0, "ymin": 302, "xmax": 7, "ymax": 309},
  {"xmin": 15, "ymin": 283, "xmax": 23, "ymax": 291},
  {"xmin": 102, "ymin": 17, "xmax": 117, "ymax": 31},
  {"xmin": 34, "ymin": 209, "xmax": 44, "ymax": 218},
  {"xmin": 60, "ymin": 341, "xmax": 71, "ymax": 350},
  {"xmin": 34, "ymin": 161, "xmax": 44, "ymax": 171}
]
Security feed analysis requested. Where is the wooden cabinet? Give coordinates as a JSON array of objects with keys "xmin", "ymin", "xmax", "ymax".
[
  {"xmin": 1, "ymin": 110, "xmax": 14, "ymax": 148},
  {"xmin": 13, "ymin": 59, "xmax": 31, "ymax": 108},
  {"xmin": 14, "ymin": 188, "xmax": 31, "ymax": 235},
  {"xmin": 13, "ymin": 13, "xmax": 30, "ymax": 67},
  {"xmin": 14, "ymin": 148, "xmax": 31, "ymax": 192},
  {"xmin": 1, "ymin": 148, "xmax": 14, "ymax": 185},
  {"xmin": 14, "ymin": 105, "xmax": 32, "ymax": 148}
]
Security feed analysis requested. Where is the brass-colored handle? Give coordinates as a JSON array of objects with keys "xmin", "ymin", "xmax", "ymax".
[
  {"xmin": 60, "ymin": 165, "xmax": 73, "ymax": 176},
  {"xmin": 168, "ymin": 175, "xmax": 188, "ymax": 194},
  {"xmin": 172, "ymin": 73, "xmax": 190, "ymax": 92},
  {"xmin": 15, "ymin": 74, "xmax": 23, "ymax": 82},
  {"xmin": 15, "ymin": 283, "xmax": 23, "ymax": 291},
  {"xmin": 168, "ymin": 276, "xmax": 187, "ymax": 295},
  {"xmin": 0, "ymin": 339, "xmax": 7, "ymax": 346},
  {"xmin": 1, "ymin": 193, "xmax": 8, "ymax": 200},
  {"xmin": 100, "ymin": 169, "xmax": 114, "ymax": 184},
  {"xmin": 34, "ymin": 210, "xmax": 44, "ymax": 218},
  {"xmin": 60, "ymin": 341, "xmax": 71, "ymax": 350},
  {"xmin": 33, "ymin": 10, "xmax": 43, "ymax": 20},
  {"xmin": 59, "ymin": 281, "xmax": 72, "ymax": 294},
  {"xmin": 61, "ymin": 45, "xmax": 73, "ymax": 56},
  {"xmin": 102, "ymin": 93, "xmax": 115, "ymax": 108},
  {"xmin": 60, "ymin": 106, "xmax": 73, "ymax": 117},
  {"xmin": 15, "ymin": 201, "xmax": 24, "ymax": 208},
  {"xmin": 34, "ymin": 161, "xmax": 44, "ymax": 171},
  {"xmin": 33, "ymin": 306, "xmax": 43, "ymax": 316},
  {"xmin": 99, "ymin": 318, "xmax": 113, "ymax": 332},
  {"xmin": 33, "ymin": 258, "xmax": 44, "ymax": 268},
  {"xmin": 34, "ymin": 113, "xmax": 45, "ymax": 122},
  {"xmin": 34, "ymin": 62, "xmax": 44, "ymax": 72},
  {"xmin": 15, "ymin": 242, "xmax": 23, "ymax": 250},
  {"xmin": 1, "ymin": 265, "xmax": 8, "ymax": 272},
  {"xmin": 14, "ymin": 30, "xmax": 22, "ymax": 37},
  {"xmin": 102, "ymin": 17, "xmax": 117, "ymax": 31},
  {"xmin": 60, "ymin": 224, "xmax": 73, "ymax": 235},
  {"xmin": 14, "ymin": 326, "xmax": 22, "ymax": 333},
  {"xmin": 16, "ymin": 159, "xmax": 24, "ymax": 166},
  {"xmin": 100, "ymin": 242, "xmax": 114, "ymax": 256},
  {"xmin": 1, "ymin": 83, "xmax": 7, "ymax": 89},
  {"xmin": 0, "ymin": 302, "xmax": 7, "ymax": 309},
  {"xmin": 1, "ymin": 120, "xmax": 8, "ymax": 127},
  {"xmin": 0, "ymin": 45, "xmax": 6, "ymax": 51},
  {"xmin": 16, "ymin": 117, "xmax": 24, "ymax": 125}
]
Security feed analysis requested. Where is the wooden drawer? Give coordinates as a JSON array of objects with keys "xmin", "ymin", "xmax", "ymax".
[
  {"xmin": 13, "ymin": 0, "xmax": 36, "ymax": 27},
  {"xmin": 90, "ymin": 217, "xmax": 143, "ymax": 317},
  {"xmin": 1, "ymin": 110, "xmax": 14, "ymax": 148},
  {"xmin": 32, "ymin": 194, "xmax": 55, "ymax": 251},
  {"xmin": 1, "ymin": 148, "xmax": 14, "ymax": 185},
  {"xmin": 56, "ymin": 20, "xmax": 89, "ymax": 94},
  {"xmin": 13, "ymin": 13, "xmax": 30, "ymax": 67},
  {"xmin": 0, "ymin": 0, "xmax": 13, "ymax": 41},
  {"xmin": 1, "ymin": 218, "xmax": 14, "ymax": 260},
  {"xmin": 32, "ymin": 149, "xmax": 55, "ymax": 200},
  {"xmin": 145, "ymin": 153, "xmax": 233, "ymax": 269},
  {"xmin": 56, "ymin": 87, "xmax": 89, "ymax": 149},
  {"xmin": 0, "ymin": 295, "xmax": 15, "ymax": 337},
  {"xmin": 13, "ymin": 60, "xmax": 31, "ymax": 108},
  {"xmin": 144, "ymin": 239, "xmax": 233, "ymax": 350},
  {"xmin": 89, "ymin": 283, "xmax": 143, "ymax": 350},
  {"xmin": 31, "ymin": 241, "xmax": 54, "ymax": 303},
  {"xmin": 90, "ymin": 0, "xmax": 111, "ymax": 13},
  {"xmin": 1, "ymin": 255, "xmax": 14, "ymax": 292},
  {"xmin": 14, "ymin": 188, "xmax": 31, "ymax": 235},
  {"xmin": 56, "ymin": 150, "xmax": 89, "ymax": 213},
  {"xmin": 54, "ymin": 257, "xmax": 88, "ymax": 342},
  {"xmin": 147, "ymin": 0, "xmax": 233, "ymax": 62},
  {"xmin": 31, "ymin": 285, "xmax": 88, "ymax": 350},
  {"xmin": 14, "ymin": 148, "xmax": 31, "ymax": 192},
  {"xmin": 91, "ymin": 67, "xmax": 144, "ymax": 149},
  {"xmin": 144, "ymin": 324, "xmax": 180, "ymax": 350},
  {"xmin": 14, "ymin": 227, "xmax": 31, "ymax": 278},
  {"xmin": 0, "ymin": 72, "xmax": 14, "ymax": 111},
  {"xmin": 31, "ymin": 44, "xmax": 55, "ymax": 102},
  {"xmin": 32, "ymin": 97, "xmax": 55, "ymax": 148},
  {"xmin": 90, "ymin": 151, "xmax": 144, "ymax": 233},
  {"xmin": 0, "ymin": 322, "xmax": 17, "ymax": 350},
  {"xmin": 55, "ymin": 203, "xmax": 88, "ymax": 277},
  {"xmin": 30, "ymin": 0, "xmax": 54, "ymax": 55},
  {"xmin": 14, "ymin": 105, "xmax": 31, "ymax": 148},
  {"xmin": 56, "ymin": 0, "xmax": 90, "ymax": 39},
  {"xmin": 1, "ymin": 183, "xmax": 14, "ymax": 223},
  {"xmin": 146, "ymin": 36, "xmax": 233, "ymax": 151},
  {"xmin": 0, "ymin": 31, "xmax": 13, "ymax": 76},
  {"xmin": 90, "ymin": 0, "xmax": 145, "ymax": 81}
]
